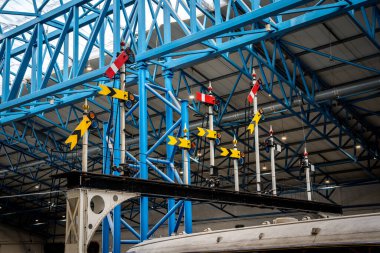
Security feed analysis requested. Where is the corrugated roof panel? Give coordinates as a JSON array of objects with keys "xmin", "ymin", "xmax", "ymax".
[{"xmin": 325, "ymin": 14, "xmax": 362, "ymax": 38}]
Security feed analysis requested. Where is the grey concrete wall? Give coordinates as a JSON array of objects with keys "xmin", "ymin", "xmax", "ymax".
[{"xmin": 0, "ymin": 223, "xmax": 44, "ymax": 253}]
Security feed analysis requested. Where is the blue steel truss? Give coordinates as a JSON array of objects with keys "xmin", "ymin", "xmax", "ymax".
[{"xmin": 0, "ymin": 0, "xmax": 380, "ymax": 251}]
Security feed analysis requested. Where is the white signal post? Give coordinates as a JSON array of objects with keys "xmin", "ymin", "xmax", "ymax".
[
  {"xmin": 233, "ymin": 137, "xmax": 239, "ymax": 192},
  {"xmin": 208, "ymin": 82, "xmax": 216, "ymax": 181},
  {"xmin": 304, "ymin": 148, "xmax": 312, "ymax": 201},
  {"xmin": 183, "ymin": 127, "xmax": 189, "ymax": 185},
  {"xmin": 82, "ymin": 99, "xmax": 88, "ymax": 173},
  {"xmin": 269, "ymin": 125, "xmax": 277, "ymax": 196},
  {"xmin": 252, "ymin": 71, "xmax": 261, "ymax": 193},
  {"xmin": 120, "ymin": 42, "xmax": 126, "ymax": 166}
]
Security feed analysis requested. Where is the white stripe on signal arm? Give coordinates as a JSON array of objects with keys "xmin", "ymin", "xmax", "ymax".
[{"xmin": 110, "ymin": 64, "xmax": 119, "ymax": 73}]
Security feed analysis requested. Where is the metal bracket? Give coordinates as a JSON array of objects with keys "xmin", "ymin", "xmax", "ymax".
[{"xmin": 65, "ymin": 188, "xmax": 138, "ymax": 253}]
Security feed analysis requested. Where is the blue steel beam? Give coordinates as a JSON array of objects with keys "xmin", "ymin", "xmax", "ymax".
[
  {"xmin": 0, "ymin": 0, "xmax": 135, "ymax": 102},
  {"xmin": 8, "ymin": 0, "xmax": 134, "ymax": 59},
  {"xmin": 0, "ymin": 67, "xmax": 106, "ymax": 114},
  {"xmin": 137, "ymin": 0, "xmax": 314, "ymax": 61},
  {"xmin": 1, "ymin": 0, "xmax": 379, "ymax": 247},
  {"xmin": 199, "ymin": 1, "xmax": 378, "ymax": 162},
  {"xmin": 127, "ymin": 66, "xmax": 374, "ymax": 182},
  {"xmin": 280, "ymin": 40, "xmax": 380, "ymax": 75},
  {"xmin": 0, "ymin": 0, "xmax": 93, "ymax": 41},
  {"xmin": 165, "ymin": 0, "xmax": 376, "ymax": 70},
  {"xmin": 137, "ymin": 0, "xmax": 149, "ymax": 243},
  {"xmin": 270, "ymin": 38, "xmax": 379, "ymax": 158},
  {"xmin": 3, "ymin": 28, "xmax": 38, "ymax": 102},
  {"xmin": 1, "ymin": 0, "xmax": 372, "ymax": 124},
  {"xmin": 347, "ymin": 5, "xmax": 380, "ymax": 50}
]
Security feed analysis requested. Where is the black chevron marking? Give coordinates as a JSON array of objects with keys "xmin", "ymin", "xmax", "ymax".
[
  {"xmin": 72, "ymin": 129, "xmax": 81, "ymax": 139},
  {"xmin": 228, "ymin": 149, "xmax": 232, "ymax": 157},
  {"xmin": 108, "ymin": 87, "xmax": 117, "ymax": 97}
]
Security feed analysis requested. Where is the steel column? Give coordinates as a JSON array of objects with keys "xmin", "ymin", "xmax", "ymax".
[{"xmin": 181, "ymin": 100, "xmax": 192, "ymax": 234}]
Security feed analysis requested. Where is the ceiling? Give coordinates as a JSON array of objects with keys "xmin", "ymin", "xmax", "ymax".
[{"xmin": 0, "ymin": 0, "xmax": 379, "ymax": 238}]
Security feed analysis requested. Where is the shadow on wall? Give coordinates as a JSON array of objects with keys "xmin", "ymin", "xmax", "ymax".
[
  {"xmin": 0, "ymin": 223, "xmax": 44, "ymax": 253},
  {"xmin": 44, "ymin": 243, "xmax": 64, "ymax": 253},
  {"xmin": 44, "ymin": 241, "xmax": 100, "ymax": 253}
]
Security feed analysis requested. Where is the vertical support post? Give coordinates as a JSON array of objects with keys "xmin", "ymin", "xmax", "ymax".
[
  {"xmin": 269, "ymin": 125, "xmax": 277, "ymax": 196},
  {"xmin": 113, "ymin": 0, "xmax": 121, "ymax": 54},
  {"xmin": 254, "ymin": 94, "xmax": 261, "ymax": 193},
  {"xmin": 82, "ymin": 99, "xmax": 89, "ymax": 172},
  {"xmin": 99, "ymin": 22, "xmax": 105, "ymax": 68},
  {"xmin": 304, "ymin": 148, "xmax": 312, "ymax": 201},
  {"xmin": 72, "ymin": 6, "xmax": 79, "ymax": 78},
  {"xmin": 190, "ymin": 0, "xmax": 196, "ymax": 33},
  {"xmin": 78, "ymin": 190, "xmax": 86, "ymax": 253},
  {"xmin": 31, "ymin": 35, "xmax": 37, "ymax": 93},
  {"xmin": 138, "ymin": 63, "xmax": 149, "ymax": 241},
  {"xmin": 306, "ymin": 166, "xmax": 311, "ymax": 201},
  {"xmin": 102, "ymin": 122, "xmax": 110, "ymax": 253},
  {"xmin": 112, "ymin": 80, "xmax": 122, "ymax": 251},
  {"xmin": 138, "ymin": 0, "xmax": 148, "ymax": 241},
  {"xmin": 31, "ymin": 24, "xmax": 43, "ymax": 93},
  {"xmin": 36, "ymin": 23, "xmax": 43, "ymax": 91},
  {"xmin": 63, "ymin": 36, "xmax": 69, "ymax": 81},
  {"xmin": 233, "ymin": 137, "xmax": 239, "ymax": 192},
  {"xmin": 2, "ymin": 38, "xmax": 11, "ymax": 102},
  {"xmin": 181, "ymin": 100, "xmax": 192, "ymax": 234},
  {"xmin": 214, "ymin": 0, "xmax": 222, "ymax": 44},
  {"xmin": 120, "ymin": 43, "xmax": 126, "ymax": 166},
  {"xmin": 112, "ymin": 2, "xmax": 122, "ymax": 250},
  {"xmin": 208, "ymin": 82, "xmax": 217, "ymax": 186},
  {"xmin": 209, "ymin": 104, "xmax": 215, "ymax": 170},
  {"xmin": 163, "ymin": 0, "xmax": 175, "ymax": 235},
  {"xmin": 164, "ymin": 69, "xmax": 176, "ymax": 235}
]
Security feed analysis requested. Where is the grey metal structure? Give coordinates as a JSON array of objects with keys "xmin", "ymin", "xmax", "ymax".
[{"xmin": 128, "ymin": 213, "xmax": 380, "ymax": 253}]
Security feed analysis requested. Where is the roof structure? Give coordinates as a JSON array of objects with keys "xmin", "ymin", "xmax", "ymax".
[{"xmin": 0, "ymin": 0, "xmax": 379, "ymax": 243}]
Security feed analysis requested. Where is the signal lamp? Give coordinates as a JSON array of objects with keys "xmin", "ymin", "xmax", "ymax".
[
  {"xmin": 88, "ymin": 111, "xmax": 96, "ymax": 120},
  {"xmin": 88, "ymin": 111, "xmax": 99, "ymax": 129}
]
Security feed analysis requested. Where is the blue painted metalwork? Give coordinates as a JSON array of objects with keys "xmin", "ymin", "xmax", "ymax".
[
  {"xmin": 0, "ymin": 0, "xmax": 379, "ymax": 246},
  {"xmin": 164, "ymin": 68, "xmax": 176, "ymax": 235},
  {"xmin": 348, "ymin": 5, "xmax": 380, "ymax": 50},
  {"xmin": 102, "ymin": 122, "xmax": 111, "ymax": 253},
  {"xmin": 181, "ymin": 100, "xmax": 192, "ymax": 233}
]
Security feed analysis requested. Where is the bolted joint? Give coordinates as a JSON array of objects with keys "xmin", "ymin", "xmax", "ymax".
[
  {"xmin": 135, "ymin": 61, "xmax": 147, "ymax": 70},
  {"xmin": 162, "ymin": 69, "xmax": 174, "ymax": 79}
]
